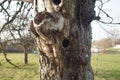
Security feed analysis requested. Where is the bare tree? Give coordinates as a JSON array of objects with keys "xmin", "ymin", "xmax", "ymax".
[
  {"xmin": 0, "ymin": 1, "xmax": 24, "ymax": 32},
  {"xmin": 116, "ymin": 37, "xmax": 120, "ymax": 44},
  {"xmin": 1, "ymin": 0, "xmax": 116, "ymax": 80},
  {"xmin": 29, "ymin": 0, "xmax": 96, "ymax": 80},
  {"xmin": 0, "ymin": 38, "xmax": 20, "ymax": 68},
  {"xmin": 10, "ymin": 7, "xmax": 33, "ymax": 64},
  {"xmin": 0, "ymin": 0, "xmax": 33, "ymax": 64},
  {"xmin": 107, "ymin": 29, "xmax": 120, "ymax": 47},
  {"xmin": 98, "ymin": 38, "xmax": 113, "ymax": 52}
]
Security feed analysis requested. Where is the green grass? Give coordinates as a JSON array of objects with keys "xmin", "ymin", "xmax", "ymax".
[
  {"xmin": 0, "ymin": 53, "xmax": 120, "ymax": 80},
  {"xmin": 0, "ymin": 53, "xmax": 39, "ymax": 80},
  {"xmin": 91, "ymin": 53, "xmax": 120, "ymax": 80}
]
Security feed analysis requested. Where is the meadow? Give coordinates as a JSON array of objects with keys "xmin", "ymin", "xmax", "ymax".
[
  {"xmin": 0, "ymin": 53, "xmax": 120, "ymax": 80},
  {"xmin": 91, "ymin": 53, "xmax": 120, "ymax": 80}
]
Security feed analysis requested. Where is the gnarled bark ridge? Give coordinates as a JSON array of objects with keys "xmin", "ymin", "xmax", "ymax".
[{"xmin": 30, "ymin": 0, "xmax": 96, "ymax": 80}]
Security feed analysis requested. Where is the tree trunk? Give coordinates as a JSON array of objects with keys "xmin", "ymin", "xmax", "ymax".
[
  {"xmin": 30, "ymin": 0, "xmax": 96, "ymax": 80},
  {"xmin": 23, "ymin": 46, "xmax": 28, "ymax": 64}
]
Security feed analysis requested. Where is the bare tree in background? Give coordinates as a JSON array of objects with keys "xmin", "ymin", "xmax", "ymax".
[
  {"xmin": 0, "ymin": 1, "xmax": 33, "ymax": 65},
  {"xmin": 10, "ymin": 9, "xmax": 34, "ymax": 64},
  {"xmin": 107, "ymin": 29, "xmax": 120, "ymax": 47},
  {"xmin": 98, "ymin": 38, "xmax": 113, "ymax": 52},
  {"xmin": 116, "ymin": 37, "xmax": 120, "ymax": 44}
]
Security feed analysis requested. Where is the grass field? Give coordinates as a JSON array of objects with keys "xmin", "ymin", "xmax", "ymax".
[
  {"xmin": 0, "ymin": 53, "xmax": 120, "ymax": 80},
  {"xmin": 91, "ymin": 53, "xmax": 120, "ymax": 80},
  {"xmin": 0, "ymin": 53, "xmax": 39, "ymax": 80}
]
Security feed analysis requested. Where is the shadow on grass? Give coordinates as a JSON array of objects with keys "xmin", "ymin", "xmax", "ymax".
[
  {"xmin": 95, "ymin": 70, "xmax": 120, "ymax": 80},
  {"xmin": 0, "ymin": 62, "xmax": 38, "ymax": 70},
  {"xmin": 104, "ymin": 49, "xmax": 120, "ymax": 54}
]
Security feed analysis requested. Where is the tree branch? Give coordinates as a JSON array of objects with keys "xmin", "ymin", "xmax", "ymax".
[
  {"xmin": 0, "ymin": 1, "xmax": 24, "ymax": 33},
  {"xmin": 98, "ymin": 20, "xmax": 120, "ymax": 24},
  {"xmin": 20, "ymin": 0, "xmax": 33, "ymax": 3},
  {"xmin": 96, "ymin": 0, "xmax": 120, "ymax": 25},
  {"xmin": 3, "ymin": 52, "xmax": 20, "ymax": 68}
]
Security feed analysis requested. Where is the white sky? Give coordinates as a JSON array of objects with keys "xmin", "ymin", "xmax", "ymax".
[
  {"xmin": 0, "ymin": 0, "xmax": 120, "ymax": 40},
  {"xmin": 92, "ymin": 0, "xmax": 120, "ymax": 40},
  {"xmin": 0, "ymin": 0, "xmax": 3, "ymax": 3}
]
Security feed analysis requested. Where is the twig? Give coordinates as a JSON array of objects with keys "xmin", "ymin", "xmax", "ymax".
[
  {"xmin": 96, "ymin": 0, "xmax": 119, "ymax": 24},
  {"xmin": 98, "ymin": 20, "xmax": 120, "ymax": 25},
  {"xmin": 2, "ymin": 51, "xmax": 20, "ymax": 68},
  {"xmin": 97, "ymin": 21, "xmax": 114, "ymax": 35},
  {"xmin": 97, "ymin": 0, "xmax": 110, "ymax": 16},
  {"xmin": 0, "ymin": 1, "xmax": 24, "ymax": 33}
]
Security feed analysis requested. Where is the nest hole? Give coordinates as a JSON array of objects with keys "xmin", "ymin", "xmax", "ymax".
[
  {"xmin": 53, "ymin": 0, "xmax": 61, "ymax": 5},
  {"xmin": 62, "ymin": 38, "xmax": 69, "ymax": 48}
]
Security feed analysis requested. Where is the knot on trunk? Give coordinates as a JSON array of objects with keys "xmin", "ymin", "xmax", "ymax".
[
  {"xmin": 34, "ymin": 12, "xmax": 45, "ymax": 25},
  {"xmin": 31, "ymin": 12, "xmax": 64, "ymax": 39}
]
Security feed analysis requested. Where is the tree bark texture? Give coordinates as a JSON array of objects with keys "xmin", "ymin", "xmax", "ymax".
[{"xmin": 30, "ymin": 0, "xmax": 96, "ymax": 80}]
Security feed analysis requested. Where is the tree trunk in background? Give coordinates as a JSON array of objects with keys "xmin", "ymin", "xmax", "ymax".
[
  {"xmin": 30, "ymin": 0, "xmax": 96, "ymax": 80},
  {"xmin": 24, "ymin": 46, "xmax": 28, "ymax": 64}
]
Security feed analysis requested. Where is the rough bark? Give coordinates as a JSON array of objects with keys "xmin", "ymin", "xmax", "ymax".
[{"xmin": 30, "ymin": 0, "xmax": 96, "ymax": 80}]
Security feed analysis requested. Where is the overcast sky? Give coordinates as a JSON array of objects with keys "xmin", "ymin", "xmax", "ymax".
[
  {"xmin": 0, "ymin": 0, "xmax": 120, "ymax": 40},
  {"xmin": 92, "ymin": 0, "xmax": 120, "ymax": 40}
]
